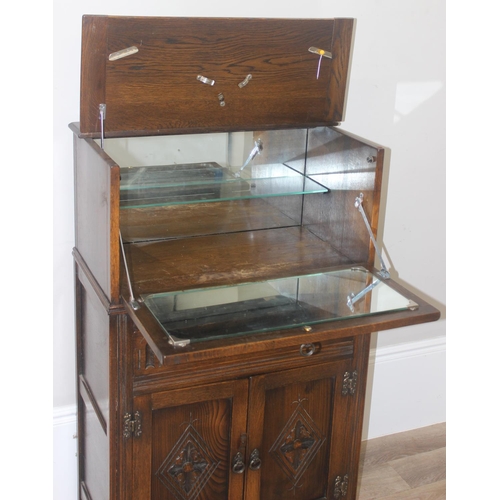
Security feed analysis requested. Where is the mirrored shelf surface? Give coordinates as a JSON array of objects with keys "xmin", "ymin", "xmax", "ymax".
[
  {"xmin": 141, "ymin": 267, "xmax": 417, "ymax": 345},
  {"xmin": 120, "ymin": 162, "xmax": 328, "ymax": 209}
]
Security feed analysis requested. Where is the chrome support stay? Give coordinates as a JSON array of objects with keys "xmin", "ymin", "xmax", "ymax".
[
  {"xmin": 119, "ymin": 231, "xmax": 141, "ymax": 311},
  {"xmin": 347, "ymin": 277, "xmax": 380, "ymax": 313},
  {"xmin": 354, "ymin": 193, "xmax": 390, "ymax": 279}
]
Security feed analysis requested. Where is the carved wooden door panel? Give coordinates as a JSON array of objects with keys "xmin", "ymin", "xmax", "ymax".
[
  {"xmin": 132, "ymin": 379, "xmax": 249, "ymax": 500},
  {"xmin": 244, "ymin": 361, "xmax": 353, "ymax": 500}
]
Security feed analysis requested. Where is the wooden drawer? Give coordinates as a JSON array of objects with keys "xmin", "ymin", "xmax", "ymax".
[{"xmin": 132, "ymin": 328, "xmax": 354, "ymax": 395}]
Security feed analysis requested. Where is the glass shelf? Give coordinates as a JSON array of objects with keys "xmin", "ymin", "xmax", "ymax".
[
  {"xmin": 141, "ymin": 267, "xmax": 417, "ymax": 346},
  {"xmin": 120, "ymin": 162, "xmax": 328, "ymax": 209}
]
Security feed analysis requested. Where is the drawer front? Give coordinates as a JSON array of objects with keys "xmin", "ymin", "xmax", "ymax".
[{"xmin": 132, "ymin": 328, "xmax": 354, "ymax": 394}]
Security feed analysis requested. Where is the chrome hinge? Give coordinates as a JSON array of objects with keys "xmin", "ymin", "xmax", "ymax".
[
  {"xmin": 98, "ymin": 103, "xmax": 106, "ymax": 149},
  {"xmin": 342, "ymin": 371, "xmax": 358, "ymax": 396},
  {"xmin": 123, "ymin": 411, "xmax": 142, "ymax": 439},
  {"xmin": 334, "ymin": 474, "xmax": 349, "ymax": 498}
]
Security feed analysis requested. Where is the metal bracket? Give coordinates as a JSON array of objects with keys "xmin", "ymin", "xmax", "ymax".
[
  {"xmin": 109, "ymin": 46, "xmax": 138, "ymax": 61},
  {"xmin": 408, "ymin": 300, "xmax": 419, "ymax": 311},
  {"xmin": 354, "ymin": 193, "xmax": 390, "ymax": 279},
  {"xmin": 308, "ymin": 46, "xmax": 332, "ymax": 59},
  {"xmin": 334, "ymin": 474, "xmax": 349, "ymax": 498},
  {"xmin": 238, "ymin": 74, "xmax": 252, "ymax": 88},
  {"xmin": 197, "ymin": 75, "xmax": 215, "ymax": 86},
  {"xmin": 347, "ymin": 278, "xmax": 380, "ymax": 313},
  {"xmin": 98, "ymin": 103, "xmax": 106, "ymax": 149},
  {"xmin": 342, "ymin": 371, "xmax": 357, "ymax": 396},
  {"xmin": 165, "ymin": 332, "xmax": 190, "ymax": 348},
  {"xmin": 238, "ymin": 138, "xmax": 263, "ymax": 174},
  {"xmin": 123, "ymin": 411, "xmax": 142, "ymax": 439},
  {"xmin": 308, "ymin": 47, "xmax": 332, "ymax": 79}
]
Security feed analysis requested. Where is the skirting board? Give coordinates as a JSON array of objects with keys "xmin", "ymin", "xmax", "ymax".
[
  {"xmin": 53, "ymin": 335, "xmax": 446, "ymax": 500},
  {"xmin": 362, "ymin": 335, "xmax": 446, "ymax": 439}
]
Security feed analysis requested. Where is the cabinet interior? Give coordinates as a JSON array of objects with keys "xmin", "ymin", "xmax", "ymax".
[{"xmin": 100, "ymin": 126, "xmax": 415, "ymax": 345}]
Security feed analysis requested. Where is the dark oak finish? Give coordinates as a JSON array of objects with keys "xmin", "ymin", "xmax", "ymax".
[
  {"xmin": 72, "ymin": 123, "xmax": 121, "ymax": 304},
  {"xmin": 120, "ymin": 199, "xmax": 299, "ymax": 243},
  {"xmin": 80, "ymin": 16, "xmax": 355, "ymax": 137},
  {"xmin": 72, "ymin": 15, "xmax": 440, "ymax": 500},
  {"xmin": 245, "ymin": 361, "xmax": 352, "ymax": 499},
  {"xmin": 327, "ymin": 19, "xmax": 355, "ymax": 122},
  {"xmin": 123, "ymin": 226, "xmax": 351, "ymax": 295},
  {"xmin": 132, "ymin": 380, "xmax": 249, "ymax": 500}
]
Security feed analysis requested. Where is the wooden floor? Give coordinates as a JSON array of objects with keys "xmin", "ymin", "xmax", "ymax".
[{"xmin": 357, "ymin": 423, "xmax": 446, "ymax": 499}]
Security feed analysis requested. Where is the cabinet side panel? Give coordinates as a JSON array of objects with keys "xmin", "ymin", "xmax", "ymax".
[
  {"xmin": 74, "ymin": 134, "xmax": 120, "ymax": 303},
  {"xmin": 80, "ymin": 389, "xmax": 110, "ymax": 500},
  {"xmin": 303, "ymin": 127, "xmax": 384, "ymax": 265},
  {"xmin": 79, "ymin": 280, "xmax": 110, "ymax": 428},
  {"xmin": 77, "ymin": 274, "xmax": 112, "ymax": 500}
]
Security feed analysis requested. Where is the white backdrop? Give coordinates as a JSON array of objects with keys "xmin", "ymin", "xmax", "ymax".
[{"xmin": 50, "ymin": 0, "xmax": 446, "ymax": 498}]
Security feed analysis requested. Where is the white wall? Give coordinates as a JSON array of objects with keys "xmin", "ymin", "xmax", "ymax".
[{"xmin": 51, "ymin": 0, "xmax": 446, "ymax": 497}]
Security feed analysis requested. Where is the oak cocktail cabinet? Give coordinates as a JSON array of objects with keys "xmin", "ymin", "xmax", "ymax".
[{"xmin": 71, "ymin": 16, "xmax": 440, "ymax": 500}]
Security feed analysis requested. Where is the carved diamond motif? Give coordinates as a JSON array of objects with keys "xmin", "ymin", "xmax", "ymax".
[
  {"xmin": 270, "ymin": 399, "xmax": 326, "ymax": 488},
  {"xmin": 156, "ymin": 422, "xmax": 219, "ymax": 500}
]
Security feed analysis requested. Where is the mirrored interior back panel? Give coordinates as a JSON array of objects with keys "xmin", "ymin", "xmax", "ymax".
[{"xmin": 109, "ymin": 127, "xmax": 380, "ymax": 253}]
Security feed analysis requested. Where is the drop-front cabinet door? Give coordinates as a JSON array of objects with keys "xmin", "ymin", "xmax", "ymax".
[
  {"xmin": 244, "ymin": 361, "xmax": 355, "ymax": 500},
  {"xmin": 132, "ymin": 379, "xmax": 249, "ymax": 500}
]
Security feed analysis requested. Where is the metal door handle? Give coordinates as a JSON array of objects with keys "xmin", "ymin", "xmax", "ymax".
[
  {"xmin": 232, "ymin": 452, "xmax": 245, "ymax": 474},
  {"xmin": 299, "ymin": 343, "xmax": 316, "ymax": 357},
  {"xmin": 249, "ymin": 449, "xmax": 262, "ymax": 471}
]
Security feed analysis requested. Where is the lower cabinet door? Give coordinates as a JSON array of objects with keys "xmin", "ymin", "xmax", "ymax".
[
  {"xmin": 132, "ymin": 379, "xmax": 249, "ymax": 500},
  {"xmin": 131, "ymin": 360, "xmax": 360, "ymax": 500},
  {"xmin": 244, "ymin": 361, "xmax": 354, "ymax": 500}
]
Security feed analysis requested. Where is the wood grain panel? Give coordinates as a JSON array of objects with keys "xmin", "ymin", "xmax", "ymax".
[
  {"xmin": 80, "ymin": 17, "xmax": 355, "ymax": 136},
  {"xmin": 80, "ymin": 16, "xmax": 108, "ymax": 134},
  {"xmin": 133, "ymin": 333, "xmax": 354, "ymax": 393},
  {"xmin": 245, "ymin": 361, "xmax": 353, "ymax": 500},
  {"xmin": 327, "ymin": 19, "xmax": 355, "ymax": 122},
  {"xmin": 73, "ymin": 127, "xmax": 121, "ymax": 303},
  {"xmin": 123, "ymin": 226, "xmax": 351, "ymax": 295},
  {"xmin": 133, "ymin": 380, "xmax": 249, "ymax": 500},
  {"xmin": 120, "ymin": 198, "xmax": 299, "ymax": 242},
  {"xmin": 79, "ymin": 281, "xmax": 110, "ymax": 430},
  {"xmin": 80, "ymin": 390, "xmax": 110, "ymax": 500},
  {"xmin": 151, "ymin": 400, "xmax": 231, "ymax": 499}
]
